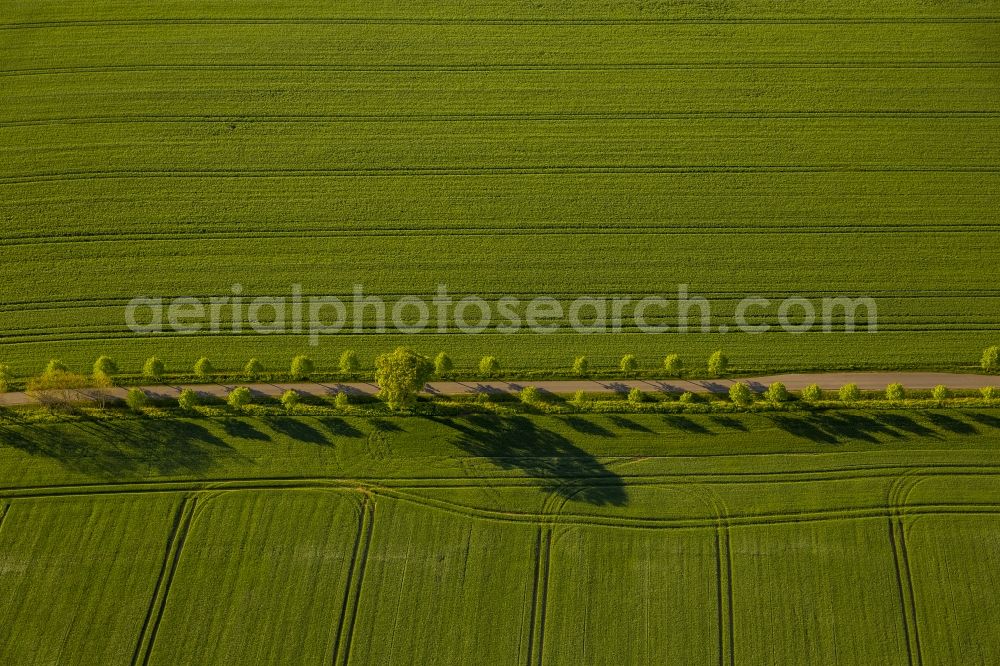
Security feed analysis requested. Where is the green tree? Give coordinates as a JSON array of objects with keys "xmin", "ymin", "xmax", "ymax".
[
  {"xmin": 729, "ymin": 382, "xmax": 754, "ymax": 407},
  {"xmin": 885, "ymin": 383, "xmax": 905, "ymax": 401},
  {"xmin": 679, "ymin": 391, "xmax": 697, "ymax": 404},
  {"xmin": 143, "ymin": 356, "xmax": 165, "ymax": 381},
  {"xmin": 339, "ymin": 350, "xmax": 360, "ymax": 376},
  {"xmin": 628, "ymin": 387, "xmax": 645, "ymax": 404},
  {"xmin": 178, "ymin": 388, "xmax": 199, "ymax": 412},
  {"xmin": 335, "ymin": 391, "xmax": 351, "ymax": 410},
  {"xmin": 44, "ymin": 359, "xmax": 68, "ymax": 376},
  {"xmin": 520, "ymin": 386, "xmax": 541, "ymax": 405},
  {"xmin": 983, "ymin": 346, "xmax": 1000, "ymax": 373},
  {"xmin": 801, "ymin": 384, "xmax": 823, "ymax": 402},
  {"xmin": 0, "ymin": 364, "xmax": 13, "ymax": 393},
  {"xmin": 982, "ymin": 386, "xmax": 999, "ymax": 401},
  {"xmin": 479, "ymin": 356, "xmax": 500, "ymax": 378},
  {"xmin": 839, "ymin": 383, "xmax": 861, "ymax": 403},
  {"xmin": 708, "ymin": 350, "xmax": 728, "ymax": 377},
  {"xmin": 290, "ymin": 354, "xmax": 314, "ymax": 380},
  {"xmin": 280, "ymin": 389, "xmax": 301, "ymax": 413},
  {"xmin": 227, "ymin": 386, "xmax": 252, "ymax": 410},
  {"xmin": 434, "ymin": 352, "xmax": 453, "ymax": 378},
  {"xmin": 932, "ymin": 385, "xmax": 951, "ymax": 402},
  {"xmin": 375, "ymin": 347, "xmax": 434, "ymax": 410},
  {"xmin": 663, "ymin": 354, "xmax": 682, "ymax": 376},
  {"xmin": 27, "ymin": 368, "xmax": 90, "ymax": 411},
  {"xmin": 572, "ymin": 356, "xmax": 590, "ymax": 377},
  {"xmin": 243, "ymin": 358, "xmax": 265, "ymax": 380},
  {"xmin": 125, "ymin": 387, "xmax": 149, "ymax": 412},
  {"xmin": 193, "ymin": 357, "xmax": 214, "ymax": 379},
  {"xmin": 92, "ymin": 356, "xmax": 118, "ymax": 382},
  {"xmin": 571, "ymin": 390, "xmax": 588, "ymax": 407},
  {"xmin": 620, "ymin": 354, "xmax": 638, "ymax": 376},
  {"xmin": 764, "ymin": 382, "xmax": 789, "ymax": 403}
]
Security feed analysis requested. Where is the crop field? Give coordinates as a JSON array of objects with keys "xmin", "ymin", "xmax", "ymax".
[
  {"xmin": 1, "ymin": 1, "xmax": 999, "ymax": 374},
  {"xmin": 0, "ymin": 410, "xmax": 999, "ymax": 663}
]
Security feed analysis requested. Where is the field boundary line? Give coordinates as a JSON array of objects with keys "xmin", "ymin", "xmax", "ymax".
[
  {"xmin": 332, "ymin": 496, "xmax": 374, "ymax": 666},
  {"xmin": 131, "ymin": 496, "xmax": 197, "ymax": 666}
]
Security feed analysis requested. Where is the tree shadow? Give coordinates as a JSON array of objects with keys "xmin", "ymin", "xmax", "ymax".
[
  {"xmin": 709, "ymin": 416, "xmax": 749, "ymax": 432},
  {"xmin": 316, "ymin": 417, "xmax": 364, "ymax": 439},
  {"xmin": 767, "ymin": 412, "xmax": 920, "ymax": 444},
  {"xmin": 222, "ymin": 418, "xmax": 271, "ymax": 441},
  {"xmin": 367, "ymin": 418, "xmax": 404, "ymax": 433},
  {"xmin": 662, "ymin": 415, "xmax": 712, "ymax": 435},
  {"xmin": 870, "ymin": 413, "xmax": 938, "ymax": 438},
  {"xmin": 605, "ymin": 415, "xmax": 654, "ymax": 433},
  {"xmin": 437, "ymin": 414, "xmax": 627, "ymax": 506},
  {"xmin": 922, "ymin": 411, "xmax": 978, "ymax": 435},
  {"xmin": 560, "ymin": 416, "xmax": 615, "ymax": 438},
  {"xmin": 962, "ymin": 411, "xmax": 1000, "ymax": 430},
  {"xmin": 0, "ymin": 414, "xmax": 239, "ymax": 480},
  {"xmin": 265, "ymin": 416, "xmax": 329, "ymax": 445}
]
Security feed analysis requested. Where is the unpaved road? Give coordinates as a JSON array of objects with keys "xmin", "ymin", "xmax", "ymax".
[{"xmin": 1, "ymin": 372, "xmax": 998, "ymax": 408}]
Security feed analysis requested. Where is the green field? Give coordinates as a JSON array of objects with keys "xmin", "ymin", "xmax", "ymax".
[
  {"xmin": 0, "ymin": 409, "xmax": 999, "ymax": 663},
  {"xmin": 2, "ymin": 1, "xmax": 999, "ymax": 374}
]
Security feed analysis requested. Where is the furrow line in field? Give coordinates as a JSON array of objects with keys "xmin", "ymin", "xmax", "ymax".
[
  {"xmin": 4, "ymin": 17, "xmax": 1000, "ymax": 29},
  {"xmin": 132, "ymin": 496, "xmax": 196, "ymax": 666},
  {"xmin": 3, "ymin": 63, "xmax": 1000, "ymax": 77},
  {"xmin": 6, "ymin": 110, "xmax": 1000, "ymax": 126}
]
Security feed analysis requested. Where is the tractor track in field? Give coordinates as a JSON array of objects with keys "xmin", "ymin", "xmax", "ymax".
[
  {"xmin": 888, "ymin": 474, "xmax": 925, "ymax": 666},
  {"xmin": 131, "ymin": 496, "xmax": 197, "ymax": 666},
  {"xmin": 331, "ymin": 496, "xmax": 375, "ymax": 666},
  {"xmin": 525, "ymin": 526, "xmax": 553, "ymax": 666}
]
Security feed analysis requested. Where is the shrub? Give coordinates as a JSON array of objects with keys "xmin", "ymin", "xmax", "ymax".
[
  {"xmin": 663, "ymin": 354, "xmax": 682, "ymax": 376},
  {"xmin": 290, "ymin": 354, "xmax": 314, "ymax": 380},
  {"xmin": 178, "ymin": 388, "xmax": 199, "ymax": 412},
  {"xmin": 243, "ymin": 358, "xmax": 265, "ymax": 380},
  {"xmin": 44, "ymin": 359, "xmax": 68, "ymax": 376},
  {"xmin": 729, "ymin": 382, "xmax": 754, "ymax": 407},
  {"xmin": 708, "ymin": 350, "xmax": 728, "ymax": 377},
  {"xmin": 339, "ymin": 350, "xmax": 360, "ymax": 375},
  {"xmin": 434, "ymin": 352, "xmax": 453, "ymax": 377},
  {"xmin": 982, "ymin": 386, "xmax": 999, "ymax": 401},
  {"xmin": 193, "ymin": 357, "xmax": 214, "ymax": 379},
  {"xmin": 984, "ymin": 346, "xmax": 1000, "ymax": 373},
  {"xmin": 280, "ymin": 389, "xmax": 301, "ymax": 412},
  {"xmin": 571, "ymin": 390, "xmax": 588, "ymax": 406},
  {"xmin": 126, "ymin": 388, "xmax": 149, "ymax": 411},
  {"xmin": 628, "ymin": 387, "xmax": 645, "ymax": 404},
  {"xmin": 227, "ymin": 386, "xmax": 252, "ymax": 410},
  {"xmin": 572, "ymin": 356, "xmax": 589, "ymax": 377},
  {"xmin": 839, "ymin": 383, "xmax": 861, "ymax": 403},
  {"xmin": 679, "ymin": 391, "xmax": 697, "ymax": 404},
  {"xmin": 932, "ymin": 385, "xmax": 951, "ymax": 401},
  {"xmin": 335, "ymin": 392, "xmax": 351, "ymax": 410},
  {"xmin": 764, "ymin": 382, "xmax": 789, "ymax": 403},
  {"xmin": 620, "ymin": 354, "xmax": 638, "ymax": 376},
  {"xmin": 801, "ymin": 384, "xmax": 823, "ymax": 402},
  {"xmin": 143, "ymin": 356, "xmax": 165, "ymax": 381},
  {"xmin": 0, "ymin": 364, "xmax": 12, "ymax": 393},
  {"xmin": 885, "ymin": 383, "xmax": 905, "ymax": 401},
  {"xmin": 520, "ymin": 386, "xmax": 541, "ymax": 405},
  {"xmin": 93, "ymin": 356, "xmax": 118, "ymax": 381},
  {"xmin": 375, "ymin": 347, "xmax": 434, "ymax": 410},
  {"xmin": 479, "ymin": 356, "xmax": 500, "ymax": 378},
  {"xmin": 27, "ymin": 369, "xmax": 90, "ymax": 411}
]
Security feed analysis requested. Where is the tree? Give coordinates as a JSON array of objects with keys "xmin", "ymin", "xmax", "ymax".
[
  {"xmin": 143, "ymin": 356, "xmax": 165, "ymax": 381},
  {"xmin": 572, "ymin": 356, "xmax": 590, "ymax": 377},
  {"xmin": 679, "ymin": 391, "xmax": 697, "ymax": 404},
  {"xmin": 663, "ymin": 354, "xmax": 682, "ymax": 376},
  {"xmin": 27, "ymin": 368, "xmax": 90, "ymax": 411},
  {"xmin": 280, "ymin": 389, "xmax": 301, "ymax": 413},
  {"xmin": 520, "ymin": 386, "xmax": 541, "ymax": 405},
  {"xmin": 628, "ymin": 387, "xmax": 645, "ymax": 404},
  {"xmin": 178, "ymin": 388, "xmax": 199, "ymax": 412},
  {"xmin": 801, "ymin": 384, "xmax": 823, "ymax": 402},
  {"xmin": 227, "ymin": 386, "xmax": 252, "ymax": 410},
  {"xmin": 983, "ymin": 346, "xmax": 1000, "ymax": 373},
  {"xmin": 571, "ymin": 390, "xmax": 588, "ymax": 407},
  {"xmin": 839, "ymin": 383, "xmax": 861, "ymax": 403},
  {"xmin": 193, "ymin": 357, "xmax": 214, "ymax": 379},
  {"xmin": 339, "ymin": 350, "xmax": 360, "ymax": 376},
  {"xmin": 375, "ymin": 347, "xmax": 434, "ymax": 410},
  {"xmin": 729, "ymin": 382, "xmax": 754, "ymax": 406},
  {"xmin": 620, "ymin": 354, "xmax": 638, "ymax": 376},
  {"xmin": 982, "ymin": 386, "xmax": 999, "ymax": 401},
  {"xmin": 290, "ymin": 354, "xmax": 314, "ymax": 380},
  {"xmin": 334, "ymin": 391, "xmax": 351, "ymax": 410},
  {"xmin": 764, "ymin": 382, "xmax": 789, "ymax": 403},
  {"xmin": 479, "ymin": 356, "xmax": 500, "ymax": 378},
  {"xmin": 125, "ymin": 387, "xmax": 149, "ymax": 412},
  {"xmin": 243, "ymin": 358, "xmax": 265, "ymax": 380},
  {"xmin": 0, "ymin": 364, "xmax": 12, "ymax": 393},
  {"xmin": 932, "ymin": 385, "xmax": 951, "ymax": 402},
  {"xmin": 434, "ymin": 352, "xmax": 453, "ymax": 378},
  {"xmin": 885, "ymin": 383, "xmax": 905, "ymax": 401},
  {"xmin": 708, "ymin": 350, "xmax": 728, "ymax": 377},
  {"xmin": 92, "ymin": 356, "xmax": 118, "ymax": 382},
  {"xmin": 45, "ymin": 359, "xmax": 68, "ymax": 375}
]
